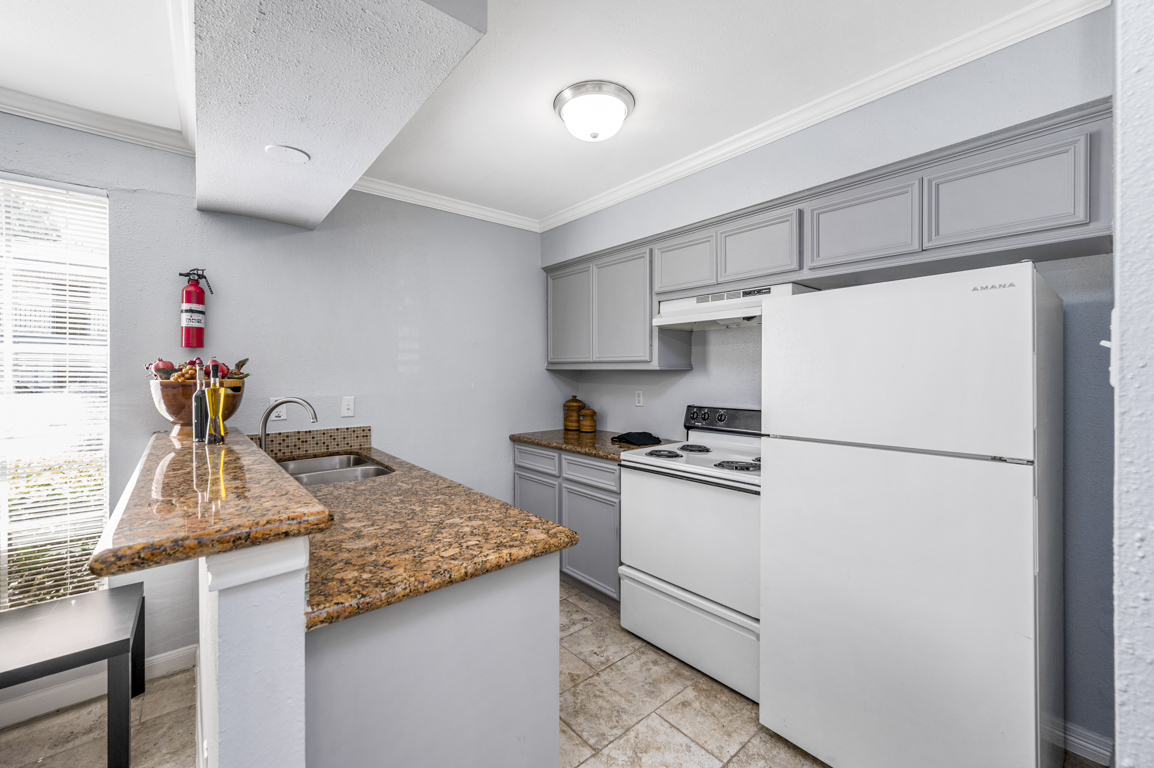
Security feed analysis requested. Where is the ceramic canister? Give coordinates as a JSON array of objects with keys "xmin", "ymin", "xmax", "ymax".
[
  {"xmin": 578, "ymin": 406, "xmax": 597, "ymax": 433},
  {"xmin": 564, "ymin": 395, "xmax": 585, "ymax": 431}
]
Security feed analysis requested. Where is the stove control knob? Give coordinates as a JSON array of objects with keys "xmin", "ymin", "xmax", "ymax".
[
  {"xmin": 700, "ymin": 410, "xmax": 711, "ymax": 421},
  {"xmin": 689, "ymin": 410, "xmax": 699, "ymax": 421},
  {"xmin": 716, "ymin": 412, "xmax": 727, "ymax": 423}
]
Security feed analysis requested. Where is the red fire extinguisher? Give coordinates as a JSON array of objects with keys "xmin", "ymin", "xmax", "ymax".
[{"xmin": 179, "ymin": 269, "xmax": 212, "ymax": 348}]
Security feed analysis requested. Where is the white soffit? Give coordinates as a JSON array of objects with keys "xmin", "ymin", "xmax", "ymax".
[
  {"xmin": 357, "ymin": 0, "xmax": 1109, "ymax": 232},
  {"xmin": 193, "ymin": 0, "xmax": 484, "ymax": 229}
]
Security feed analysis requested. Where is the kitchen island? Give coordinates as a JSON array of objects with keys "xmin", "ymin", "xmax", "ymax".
[{"xmin": 90, "ymin": 432, "xmax": 577, "ymax": 768}]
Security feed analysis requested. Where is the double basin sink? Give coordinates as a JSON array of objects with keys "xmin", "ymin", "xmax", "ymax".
[{"xmin": 278, "ymin": 454, "xmax": 392, "ymax": 487}]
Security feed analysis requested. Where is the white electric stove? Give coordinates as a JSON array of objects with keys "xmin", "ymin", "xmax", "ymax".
[{"xmin": 618, "ymin": 406, "xmax": 763, "ymax": 701}]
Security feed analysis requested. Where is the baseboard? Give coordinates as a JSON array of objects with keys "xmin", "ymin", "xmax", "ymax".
[
  {"xmin": 1065, "ymin": 721, "xmax": 1114, "ymax": 766},
  {"xmin": 0, "ymin": 644, "xmax": 197, "ymax": 729}
]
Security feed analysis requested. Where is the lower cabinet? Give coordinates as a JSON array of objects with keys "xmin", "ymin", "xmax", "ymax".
[
  {"xmin": 560, "ymin": 483, "xmax": 620, "ymax": 598},
  {"xmin": 513, "ymin": 444, "xmax": 621, "ymax": 599}
]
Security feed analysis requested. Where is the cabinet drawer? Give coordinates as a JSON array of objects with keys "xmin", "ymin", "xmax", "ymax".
[
  {"xmin": 717, "ymin": 208, "xmax": 801, "ymax": 282},
  {"xmin": 808, "ymin": 177, "xmax": 921, "ymax": 269},
  {"xmin": 561, "ymin": 453, "xmax": 620, "ymax": 493},
  {"xmin": 513, "ymin": 444, "xmax": 560, "ymax": 476},
  {"xmin": 654, "ymin": 233, "xmax": 716, "ymax": 293},
  {"xmin": 923, "ymin": 133, "xmax": 1089, "ymax": 249}
]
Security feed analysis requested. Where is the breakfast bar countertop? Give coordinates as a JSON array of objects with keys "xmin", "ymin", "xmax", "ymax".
[
  {"xmin": 304, "ymin": 448, "xmax": 578, "ymax": 629},
  {"xmin": 509, "ymin": 429, "xmax": 679, "ymax": 462},
  {"xmin": 88, "ymin": 432, "xmax": 334, "ymax": 577}
]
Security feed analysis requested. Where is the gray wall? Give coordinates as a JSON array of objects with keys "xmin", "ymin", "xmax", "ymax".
[
  {"xmin": 541, "ymin": 6, "xmax": 1114, "ymax": 267},
  {"xmin": 536, "ymin": 6, "xmax": 1116, "ymax": 743},
  {"xmin": 0, "ymin": 110, "xmax": 574, "ymax": 677}
]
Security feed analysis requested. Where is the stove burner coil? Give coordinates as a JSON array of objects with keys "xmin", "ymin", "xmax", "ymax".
[
  {"xmin": 679, "ymin": 444, "xmax": 712, "ymax": 453},
  {"xmin": 714, "ymin": 461, "xmax": 760, "ymax": 471},
  {"xmin": 647, "ymin": 449, "xmax": 683, "ymax": 459}
]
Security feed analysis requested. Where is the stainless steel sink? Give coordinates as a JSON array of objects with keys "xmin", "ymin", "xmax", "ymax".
[
  {"xmin": 291, "ymin": 465, "xmax": 391, "ymax": 486},
  {"xmin": 278, "ymin": 454, "xmax": 371, "ymax": 475},
  {"xmin": 277, "ymin": 454, "xmax": 392, "ymax": 486}
]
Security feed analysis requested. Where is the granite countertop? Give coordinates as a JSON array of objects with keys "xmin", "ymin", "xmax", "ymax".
[
  {"xmin": 305, "ymin": 448, "xmax": 578, "ymax": 629},
  {"xmin": 88, "ymin": 433, "xmax": 334, "ymax": 577},
  {"xmin": 509, "ymin": 429, "xmax": 680, "ymax": 462}
]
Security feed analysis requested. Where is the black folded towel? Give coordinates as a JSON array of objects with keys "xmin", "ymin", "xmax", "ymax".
[{"xmin": 611, "ymin": 432, "xmax": 663, "ymax": 446}]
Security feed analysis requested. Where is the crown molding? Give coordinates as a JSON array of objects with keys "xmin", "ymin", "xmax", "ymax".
[
  {"xmin": 536, "ymin": 0, "xmax": 1111, "ymax": 231},
  {"xmin": 0, "ymin": 86, "xmax": 192, "ymax": 156},
  {"xmin": 350, "ymin": 176, "xmax": 541, "ymax": 232}
]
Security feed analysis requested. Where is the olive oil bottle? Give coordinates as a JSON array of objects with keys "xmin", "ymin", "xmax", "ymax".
[
  {"xmin": 192, "ymin": 363, "xmax": 209, "ymax": 443},
  {"xmin": 206, "ymin": 364, "xmax": 226, "ymax": 444}
]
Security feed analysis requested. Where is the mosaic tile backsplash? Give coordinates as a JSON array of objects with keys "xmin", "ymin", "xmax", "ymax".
[{"xmin": 248, "ymin": 426, "xmax": 372, "ymax": 462}]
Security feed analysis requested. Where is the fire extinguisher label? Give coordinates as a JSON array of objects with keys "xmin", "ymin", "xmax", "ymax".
[{"xmin": 181, "ymin": 303, "xmax": 206, "ymax": 328}]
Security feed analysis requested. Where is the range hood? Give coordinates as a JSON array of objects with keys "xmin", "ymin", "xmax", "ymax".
[{"xmin": 653, "ymin": 283, "xmax": 816, "ymax": 331}]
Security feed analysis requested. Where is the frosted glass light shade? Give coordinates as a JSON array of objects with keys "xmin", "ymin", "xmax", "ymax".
[{"xmin": 554, "ymin": 82, "xmax": 635, "ymax": 143}]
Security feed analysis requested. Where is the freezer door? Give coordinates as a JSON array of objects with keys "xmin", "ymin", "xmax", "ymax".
[
  {"xmin": 760, "ymin": 438, "xmax": 1037, "ymax": 768},
  {"xmin": 762, "ymin": 262, "xmax": 1036, "ymax": 459}
]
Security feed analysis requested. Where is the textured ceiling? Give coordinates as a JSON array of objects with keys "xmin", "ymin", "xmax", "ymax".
[{"xmin": 193, "ymin": 0, "xmax": 483, "ymax": 228}]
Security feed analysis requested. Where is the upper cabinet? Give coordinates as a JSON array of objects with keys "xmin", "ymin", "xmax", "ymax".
[
  {"xmin": 923, "ymin": 133, "xmax": 1089, "ymax": 249},
  {"xmin": 546, "ymin": 249, "xmax": 691, "ymax": 370},
  {"xmin": 807, "ymin": 177, "xmax": 921, "ymax": 269},
  {"xmin": 718, "ymin": 209, "xmax": 801, "ymax": 282},
  {"xmin": 543, "ymin": 102, "xmax": 1111, "ymax": 368},
  {"xmin": 547, "ymin": 263, "xmax": 592, "ymax": 363},
  {"xmin": 654, "ymin": 207, "xmax": 803, "ymax": 294},
  {"xmin": 592, "ymin": 250, "xmax": 652, "ymax": 362},
  {"xmin": 653, "ymin": 232, "xmax": 716, "ymax": 292}
]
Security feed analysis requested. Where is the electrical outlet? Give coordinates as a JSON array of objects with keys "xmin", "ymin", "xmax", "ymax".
[
  {"xmin": 269, "ymin": 397, "xmax": 287, "ymax": 421},
  {"xmin": 341, "ymin": 396, "xmax": 355, "ymax": 418},
  {"xmin": 635, "ymin": 390, "xmax": 643, "ymax": 407}
]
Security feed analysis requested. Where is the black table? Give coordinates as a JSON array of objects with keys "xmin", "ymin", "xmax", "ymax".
[{"xmin": 0, "ymin": 583, "xmax": 145, "ymax": 767}]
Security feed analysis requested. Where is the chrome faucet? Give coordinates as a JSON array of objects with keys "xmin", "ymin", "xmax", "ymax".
[{"xmin": 260, "ymin": 398, "xmax": 318, "ymax": 452}]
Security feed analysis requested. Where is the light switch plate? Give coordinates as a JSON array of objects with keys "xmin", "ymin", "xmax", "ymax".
[
  {"xmin": 269, "ymin": 397, "xmax": 287, "ymax": 421},
  {"xmin": 341, "ymin": 396, "xmax": 355, "ymax": 417}
]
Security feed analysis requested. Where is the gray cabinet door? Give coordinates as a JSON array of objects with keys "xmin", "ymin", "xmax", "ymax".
[
  {"xmin": 561, "ymin": 482, "xmax": 620, "ymax": 599},
  {"xmin": 717, "ymin": 208, "xmax": 801, "ymax": 282},
  {"xmin": 654, "ymin": 232, "xmax": 716, "ymax": 293},
  {"xmin": 923, "ymin": 133, "xmax": 1089, "ymax": 249},
  {"xmin": 514, "ymin": 470, "xmax": 561, "ymax": 525},
  {"xmin": 592, "ymin": 249, "xmax": 651, "ymax": 362},
  {"xmin": 807, "ymin": 177, "xmax": 922, "ymax": 269},
  {"xmin": 547, "ymin": 263, "xmax": 592, "ymax": 363}
]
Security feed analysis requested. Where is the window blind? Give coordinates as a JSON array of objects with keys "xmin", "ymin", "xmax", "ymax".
[{"xmin": 0, "ymin": 176, "xmax": 109, "ymax": 611}]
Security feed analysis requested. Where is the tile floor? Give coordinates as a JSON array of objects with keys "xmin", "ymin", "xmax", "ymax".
[
  {"xmin": 0, "ymin": 669, "xmax": 196, "ymax": 768},
  {"xmin": 558, "ymin": 579, "xmax": 1101, "ymax": 768},
  {"xmin": 0, "ymin": 591, "xmax": 1107, "ymax": 768}
]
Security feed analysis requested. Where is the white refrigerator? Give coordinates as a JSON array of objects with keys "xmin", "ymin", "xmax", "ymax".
[{"xmin": 759, "ymin": 262, "xmax": 1064, "ymax": 768}]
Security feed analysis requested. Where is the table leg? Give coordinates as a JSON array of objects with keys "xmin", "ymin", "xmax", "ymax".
[
  {"xmin": 131, "ymin": 596, "xmax": 145, "ymax": 697},
  {"xmin": 108, "ymin": 653, "xmax": 131, "ymax": 768}
]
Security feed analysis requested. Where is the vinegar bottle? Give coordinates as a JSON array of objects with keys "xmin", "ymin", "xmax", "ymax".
[{"xmin": 206, "ymin": 364, "xmax": 226, "ymax": 445}]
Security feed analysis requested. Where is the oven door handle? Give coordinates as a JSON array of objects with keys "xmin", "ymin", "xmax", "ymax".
[{"xmin": 620, "ymin": 463, "xmax": 760, "ymax": 496}]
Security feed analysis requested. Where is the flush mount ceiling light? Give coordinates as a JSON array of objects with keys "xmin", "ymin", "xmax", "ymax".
[
  {"xmin": 553, "ymin": 81, "xmax": 635, "ymax": 142},
  {"xmin": 264, "ymin": 145, "xmax": 311, "ymax": 164}
]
